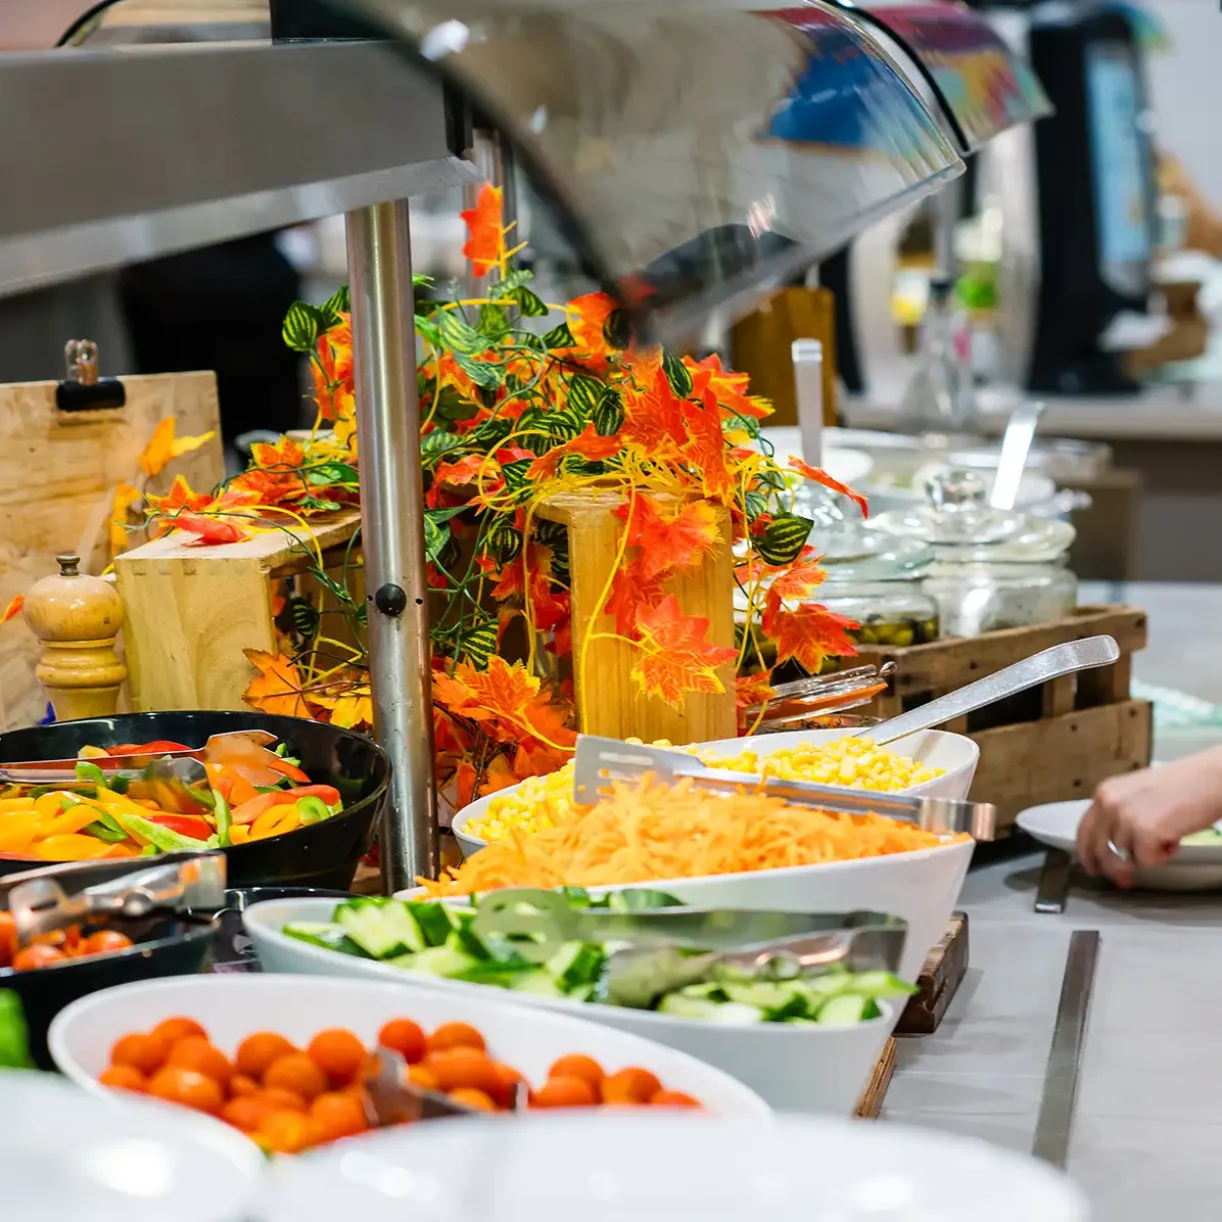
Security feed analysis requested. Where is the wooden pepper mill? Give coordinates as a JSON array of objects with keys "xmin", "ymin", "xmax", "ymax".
[{"xmin": 22, "ymin": 554, "xmax": 127, "ymax": 721}]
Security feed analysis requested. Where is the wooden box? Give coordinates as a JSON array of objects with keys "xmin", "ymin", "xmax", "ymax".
[
  {"xmin": 853, "ymin": 606, "xmax": 1152, "ymax": 832},
  {"xmin": 115, "ymin": 509, "xmax": 361, "ymax": 712},
  {"xmin": 0, "ymin": 371, "xmax": 223, "ymax": 729}
]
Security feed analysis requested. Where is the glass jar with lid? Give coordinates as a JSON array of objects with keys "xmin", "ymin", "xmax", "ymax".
[{"xmin": 871, "ymin": 469, "xmax": 1077, "ymax": 638}]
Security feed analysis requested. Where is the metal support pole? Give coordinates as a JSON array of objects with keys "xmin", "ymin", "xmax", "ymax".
[{"xmin": 346, "ymin": 200, "xmax": 438, "ymax": 893}]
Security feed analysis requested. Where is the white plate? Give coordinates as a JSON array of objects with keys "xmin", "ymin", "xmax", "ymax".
[
  {"xmin": 263, "ymin": 1111, "xmax": 1088, "ymax": 1222},
  {"xmin": 50, "ymin": 974, "xmax": 769, "ymax": 1121},
  {"xmin": 453, "ymin": 727, "xmax": 979, "ymax": 858},
  {"xmin": 1016, "ymin": 799, "xmax": 1222, "ymax": 891},
  {"xmin": 0, "ymin": 1071, "xmax": 264, "ymax": 1222}
]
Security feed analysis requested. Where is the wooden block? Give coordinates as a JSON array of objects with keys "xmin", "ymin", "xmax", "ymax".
[
  {"xmin": 896, "ymin": 912, "xmax": 970, "ymax": 1035},
  {"xmin": 537, "ymin": 490, "xmax": 736, "ymax": 745},
  {"xmin": 1041, "ymin": 674, "xmax": 1078, "ymax": 718},
  {"xmin": 969, "ymin": 699, "xmax": 1152, "ymax": 830},
  {"xmin": 0, "ymin": 371, "xmax": 223, "ymax": 729},
  {"xmin": 115, "ymin": 509, "xmax": 361, "ymax": 712},
  {"xmin": 854, "ymin": 1038, "xmax": 897, "ymax": 1119}
]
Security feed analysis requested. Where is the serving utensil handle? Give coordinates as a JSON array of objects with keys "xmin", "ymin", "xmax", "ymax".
[{"xmin": 859, "ymin": 635, "xmax": 1121, "ymax": 747}]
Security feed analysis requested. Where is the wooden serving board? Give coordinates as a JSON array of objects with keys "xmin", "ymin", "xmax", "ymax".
[{"xmin": 854, "ymin": 1038, "xmax": 897, "ymax": 1119}]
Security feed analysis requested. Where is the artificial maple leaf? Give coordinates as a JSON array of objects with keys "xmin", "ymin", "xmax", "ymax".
[
  {"xmin": 175, "ymin": 512, "xmax": 248, "ymax": 545},
  {"xmin": 767, "ymin": 556, "xmax": 828, "ymax": 604},
  {"xmin": 460, "ymin": 182, "xmax": 504, "ymax": 278},
  {"xmin": 604, "ymin": 559, "xmax": 665, "ymax": 635},
  {"xmin": 681, "ymin": 391, "xmax": 736, "ymax": 504},
  {"xmin": 242, "ymin": 649, "xmax": 314, "ymax": 718},
  {"xmin": 109, "ymin": 481, "xmax": 144, "ymax": 557},
  {"xmin": 2, "ymin": 594, "xmax": 23, "ymax": 624},
  {"xmin": 765, "ymin": 602, "xmax": 859, "ymax": 674},
  {"xmin": 614, "ymin": 496, "xmax": 721, "ymax": 582},
  {"xmin": 311, "ymin": 683, "xmax": 373, "ymax": 730},
  {"xmin": 528, "ymin": 569, "xmax": 569, "ymax": 633},
  {"xmin": 788, "ymin": 457, "xmax": 869, "ymax": 518},
  {"xmin": 687, "ymin": 353, "xmax": 772, "ymax": 421},
  {"xmin": 139, "ymin": 417, "xmax": 216, "ymax": 479},
  {"xmin": 567, "ymin": 292, "xmax": 618, "ymax": 356},
  {"xmin": 146, "ymin": 475, "xmax": 212, "ymax": 518},
  {"xmin": 249, "ymin": 437, "xmax": 305, "ymax": 471},
  {"xmin": 491, "ymin": 555, "xmax": 527, "ymax": 600},
  {"xmin": 527, "ymin": 425, "xmax": 622, "ymax": 480},
  {"xmin": 632, "ymin": 594, "xmax": 738, "ymax": 708},
  {"xmin": 621, "ymin": 366, "xmax": 687, "ymax": 454},
  {"xmin": 735, "ymin": 669, "xmax": 776, "ymax": 710}
]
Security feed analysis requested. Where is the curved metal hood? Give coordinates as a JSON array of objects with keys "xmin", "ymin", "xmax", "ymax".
[
  {"xmin": 832, "ymin": 0, "xmax": 1052, "ymax": 153},
  {"xmin": 340, "ymin": 0, "xmax": 964, "ymax": 340}
]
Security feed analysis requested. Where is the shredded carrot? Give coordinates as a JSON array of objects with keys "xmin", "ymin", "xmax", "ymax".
[{"xmin": 419, "ymin": 775, "xmax": 965, "ymax": 897}]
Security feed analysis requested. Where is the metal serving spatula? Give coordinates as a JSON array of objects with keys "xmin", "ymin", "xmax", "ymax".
[
  {"xmin": 472, "ymin": 887, "xmax": 904, "ymax": 963},
  {"xmin": 573, "ymin": 736, "xmax": 996, "ymax": 839}
]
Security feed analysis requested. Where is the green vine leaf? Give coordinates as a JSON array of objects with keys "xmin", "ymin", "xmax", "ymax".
[
  {"xmin": 510, "ymin": 286, "xmax": 549, "ymax": 318},
  {"xmin": 421, "ymin": 430, "xmax": 464, "ymax": 459},
  {"xmin": 604, "ymin": 308, "xmax": 631, "ymax": 350},
  {"xmin": 307, "ymin": 463, "xmax": 359, "ymax": 486},
  {"xmin": 318, "ymin": 286, "xmax": 350, "ymax": 329},
  {"xmin": 461, "ymin": 621, "xmax": 499, "ymax": 669},
  {"xmin": 500, "ymin": 459, "xmax": 533, "ymax": 492},
  {"xmin": 756, "ymin": 514, "xmax": 814, "ymax": 567},
  {"xmin": 662, "ymin": 348, "xmax": 693, "ymax": 398},
  {"xmin": 438, "ymin": 310, "xmax": 484, "ymax": 355},
  {"xmin": 288, "ymin": 596, "xmax": 321, "ymax": 642},
  {"xmin": 566, "ymin": 374, "xmax": 606, "ymax": 421},
  {"xmin": 282, "ymin": 302, "xmax": 323, "ymax": 353},
  {"xmin": 594, "ymin": 390, "xmax": 625, "ymax": 436},
  {"xmin": 541, "ymin": 321, "xmax": 575, "ymax": 350},
  {"xmin": 453, "ymin": 351, "xmax": 504, "ymax": 390},
  {"xmin": 424, "ymin": 506, "xmax": 466, "ymax": 562}
]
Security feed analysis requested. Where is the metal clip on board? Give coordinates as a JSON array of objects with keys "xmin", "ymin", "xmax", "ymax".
[{"xmin": 55, "ymin": 339, "xmax": 126, "ymax": 412}]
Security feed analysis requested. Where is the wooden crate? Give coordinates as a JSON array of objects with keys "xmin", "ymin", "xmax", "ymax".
[
  {"xmin": 0, "ymin": 371, "xmax": 223, "ymax": 730},
  {"xmin": 115, "ymin": 509, "xmax": 361, "ymax": 712},
  {"xmin": 853, "ymin": 606, "xmax": 1152, "ymax": 831}
]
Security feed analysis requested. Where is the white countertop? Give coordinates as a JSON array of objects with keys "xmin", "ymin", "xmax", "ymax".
[{"xmin": 846, "ymin": 385, "xmax": 1222, "ymax": 442}]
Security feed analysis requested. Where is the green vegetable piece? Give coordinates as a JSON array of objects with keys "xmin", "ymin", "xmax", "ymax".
[
  {"xmin": 83, "ymin": 820, "xmax": 129, "ymax": 844},
  {"xmin": 608, "ymin": 888, "xmax": 684, "ymax": 912},
  {"xmin": 0, "ymin": 991, "xmax": 33, "ymax": 1069},
  {"xmin": 74, "ymin": 760, "xmax": 108, "ymax": 789},
  {"xmin": 544, "ymin": 941, "xmax": 606, "ymax": 991},
  {"xmin": 282, "ymin": 922, "xmax": 370, "ymax": 958},
  {"xmin": 294, "ymin": 796, "xmax": 330, "ymax": 826},
  {"xmin": 334, "ymin": 899, "xmax": 426, "ymax": 959},
  {"xmin": 846, "ymin": 970, "xmax": 919, "ymax": 999},
  {"xmin": 816, "ymin": 994, "xmax": 870, "ymax": 1025},
  {"xmin": 111, "ymin": 811, "xmax": 210, "ymax": 855},
  {"xmin": 401, "ymin": 943, "xmax": 480, "ymax": 978},
  {"xmin": 213, "ymin": 788, "xmax": 233, "ymax": 847},
  {"xmin": 407, "ymin": 901, "xmax": 456, "ymax": 948},
  {"xmin": 657, "ymin": 995, "xmax": 765, "ymax": 1025},
  {"xmin": 559, "ymin": 886, "xmax": 592, "ymax": 908}
]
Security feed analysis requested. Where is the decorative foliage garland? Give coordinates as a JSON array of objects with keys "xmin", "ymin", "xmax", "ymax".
[{"xmin": 114, "ymin": 186, "xmax": 865, "ymax": 810}]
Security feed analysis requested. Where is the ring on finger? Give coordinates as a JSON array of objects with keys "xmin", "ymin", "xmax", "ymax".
[{"xmin": 1106, "ymin": 839, "xmax": 1131, "ymax": 862}]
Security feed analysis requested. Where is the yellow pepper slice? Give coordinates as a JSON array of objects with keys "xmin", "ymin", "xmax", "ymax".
[
  {"xmin": 32, "ymin": 834, "xmax": 111, "ymax": 860},
  {"xmin": 250, "ymin": 805, "xmax": 301, "ymax": 841},
  {"xmin": 228, "ymin": 824, "xmax": 251, "ymax": 845},
  {"xmin": 43, "ymin": 801, "xmax": 108, "ymax": 838},
  {"xmin": 0, "ymin": 812, "xmax": 39, "ymax": 854}
]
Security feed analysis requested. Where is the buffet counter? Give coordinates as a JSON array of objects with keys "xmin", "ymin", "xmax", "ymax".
[{"xmin": 885, "ymin": 581, "xmax": 1222, "ymax": 1220}]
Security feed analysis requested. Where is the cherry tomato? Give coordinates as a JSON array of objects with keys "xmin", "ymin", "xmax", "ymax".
[
  {"xmin": 148, "ymin": 1066, "xmax": 224, "ymax": 1114},
  {"xmin": 12, "ymin": 943, "xmax": 67, "ymax": 971},
  {"xmin": 79, "ymin": 930, "xmax": 135, "ymax": 957}
]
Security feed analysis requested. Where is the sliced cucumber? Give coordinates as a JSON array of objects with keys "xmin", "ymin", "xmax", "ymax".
[
  {"xmin": 400, "ymin": 944, "xmax": 480, "ymax": 978},
  {"xmin": 545, "ymin": 941, "xmax": 605, "ymax": 991},
  {"xmin": 847, "ymin": 970, "xmax": 918, "ymax": 999},
  {"xmin": 722, "ymin": 982, "xmax": 810, "ymax": 1019},
  {"xmin": 282, "ymin": 922, "xmax": 369, "ymax": 957},
  {"xmin": 508, "ymin": 969, "xmax": 566, "ymax": 997},
  {"xmin": 658, "ymin": 995, "xmax": 765, "ymax": 1025},
  {"xmin": 407, "ymin": 900, "xmax": 456, "ymax": 948},
  {"xmin": 816, "ymin": 994, "xmax": 870, "ymax": 1025},
  {"xmin": 334, "ymin": 899, "xmax": 426, "ymax": 959},
  {"xmin": 607, "ymin": 888, "xmax": 684, "ymax": 912}
]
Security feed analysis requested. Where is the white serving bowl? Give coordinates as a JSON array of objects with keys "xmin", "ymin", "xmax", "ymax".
[
  {"xmin": 0, "ymin": 1070, "xmax": 264, "ymax": 1222},
  {"xmin": 263, "ymin": 1111, "xmax": 1089, "ymax": 1222},
  {"xmin": 49, "ymin": 974, "xmax": 769, "ymax": 1120},
  {"xmin": 243, "ymin": 841, "xmax": 972, "ymax": 1115},
  {"xmin": 453, "ymin": 727, "xmax": 979, "ymax": 857}
]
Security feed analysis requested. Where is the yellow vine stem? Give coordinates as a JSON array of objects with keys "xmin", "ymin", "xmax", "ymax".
[{"xmin": 577, "ymin": 481, "xmax": 637, "ymax": 735}]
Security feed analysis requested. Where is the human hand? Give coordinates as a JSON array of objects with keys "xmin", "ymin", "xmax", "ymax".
[{"xmin": 1076, "ymin": 747, "xmax": 1222, "ymax": 885}]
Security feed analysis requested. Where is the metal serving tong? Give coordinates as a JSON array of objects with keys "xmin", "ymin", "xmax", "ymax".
[
  {"xmin": 0, "ymin": 729, "xmax": 275, "ymax": 788},
  {"xmin": 473, "ymin": 889, "xmax": 907, "ymax": 1008},
  {"xmin": 574, "ymin": 735, "xmax": 996, "ymax": 839},
  {"xmin": 364, "ymin": 1046, "xmax": 527, "ymax": 1124},
  {"xmin": 5, "ymin": 852, "xmax": 227, "ymax": 947}
]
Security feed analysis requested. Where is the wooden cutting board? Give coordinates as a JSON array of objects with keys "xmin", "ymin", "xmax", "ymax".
[{"xmin": 0, "ymin": 370, "xmax": 223, "ymax": 730}]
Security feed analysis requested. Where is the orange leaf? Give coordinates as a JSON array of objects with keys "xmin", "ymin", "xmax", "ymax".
[
  {"xmin": 680, "ymin": 390, "xmax": 735, "ymax": 504},
  {"xmin": 2, "ymin": 594, "xmax": 23, "ymax": 624},
  {"xmin": 242, "ymin": 649, "xmax": 314, "ymax": 718},
  {"xmin": 174, "ymin": 513, "xmax": 248, "ymax": 545},
  {"xmin": 459, "ymin": 182, "xmax": 504, "ymax": 278},
  {"xmin": 605, "ymin": 559, "xmax": 664, "ymax": 635},
  {"xmin": 312, "ymin": 684, "xmax": 373, "ymax": 730},
  {"xmin": 788, "ymin": 458, "xmax": 868, "ymax": 518},
  {"xmin": 767, "ymin": 556, "xmax": 827, "ymax": 604},
  {"xmin": 614, "ymin": 496, "xmax": 721, "ymax": 582},
  {"xmin": 567, "ymin": 292, "xmax": 618, "ymax": 356},
  {"xmin": 735, "ymin": 669, "xmax": 776, "ymax": 710},
  {"xmin": 621, "ymin": 366, "xmax": 687, "ymax": 454},
  {"xmin": 527, "ymin": 425, "xmax": 622, "ymax": 480},
  {"xmin": 433, "ymin": 656, "xmax": 540, "ymax": 726},
  {"xmin": 687, "ymin": 353, "xmax": 772, "ymax": 421},
  {"xmin": 765, "ymin": 603, "xmax": 859, "ymax": 674},
  {"xmin": 632, "ymin": 594, "xmax": 737, "ymax": 708},
  {"xmin": 249, "ymin": 437, "xmax": 305, "ymax": 471},
  {"xmin": 146, "ymin": 475, "xmax": 212, "ymax": 518},
  {"xmin": 528, "ymin": 569, "xmax": 569, "ymax": 633},
  {"xmin": 109, "ymin": 481, "xmax": 144, "ymax": 557},
  {"xmin": 139, "ymin": 417, "xmax": 216, "ymax": 479}
]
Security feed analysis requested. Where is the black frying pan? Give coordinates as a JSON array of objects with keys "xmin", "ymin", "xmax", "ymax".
[{"xmin": 0, "ymin": 712, "xmax": 391, "ymax": 890}]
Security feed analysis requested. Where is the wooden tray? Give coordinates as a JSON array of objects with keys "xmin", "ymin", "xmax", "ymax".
[{"xmin": 853, "ymin": 606, "xmax": 1152, "ymax": 831}]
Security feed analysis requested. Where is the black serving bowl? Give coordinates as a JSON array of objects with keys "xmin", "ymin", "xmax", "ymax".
[
  {"xmin": 1, "ymin": 912, "xmax": 218, "ymax": 1069},
  {"xmin": 209, "ymin": 885, "xmax": 357, "ymax": 971},
  {"xmin": 0, "ymin": 711, "xmax": 391, "ymax": 890}
]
